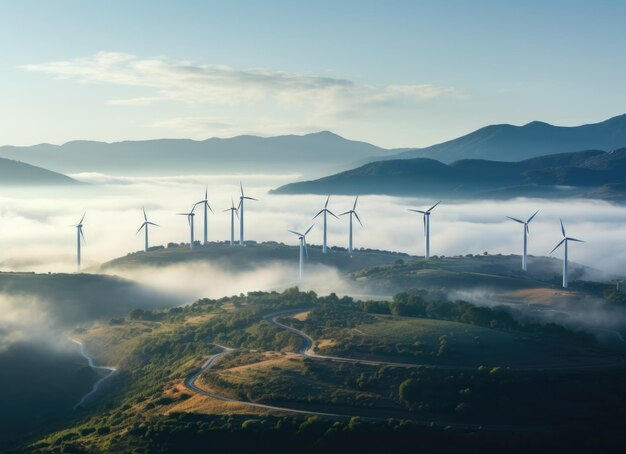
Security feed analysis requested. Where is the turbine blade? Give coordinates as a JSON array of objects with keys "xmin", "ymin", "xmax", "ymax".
[
  {"xmin": 80, "ymin": 227, "xmax": 85, "ymax": 243},
  {"xmin": 325, "ymin": 194, "xmax": 330, "ymax": 208},
  {"xmin": 143, "ymin": 207, "xmax": 147, "ymax": 221},
  {"xmin": 240, "ymin": 181, "xmax": 244, "ymax": 197},
  {"xmin": 244, "ymin": 197, "xmax": 258, "ymax": 201},
  {"xmin": 506, "ymin": 216, "xmax": 525, "ymax": 224},
  {"xmin": 147, "ymin": 222, "xmax": 159, "ymax": 227},
  {"xmin": 79, "ymin": 212, "xmax": 86, "ymax": 225},
  {"xmin": 560, "ymin": 218, "xmax": 566, "ymax": 237},
  {"xmin": 304, "ymin": 241, "xmax": 309, "ymax": 258},
  {"xmin": 338, "ymin": 211, "xmax": 351, "ymax": 216},
  {"xmin": 550, "ymin": 238, "xmax": 566, "ymax": 254},
  {"xmin": 428, "ymin": 201, "xmax": 441, "ymax": 212},
  {"xmin": 354, "ymin": 211, "xmax": 363, "ymax": 227},
  {"xmin": 353, "ymin": 194, "xmax": 359, "ymax": 210},
  {"xmin": 327, "ymin": 210, "xmax": 339, "ymax": 219},
  {"xmin": 526, "ymin": 224, "xmax": 530, "ymax": 236},
  {"xmin": 312, "ymin": 210, "xmax": 324, "ymax": 220},
  {"xmin": 408, "ymin": 209, "xmax": 426, "ymax": 214},
  {"xmin": 527, "ymin": 210, "xmax": 539, "ymax": 223},
  {"xmin": 207, "ymin": 203, "xmax": 215, "ymax": 214},
  {"xmin": 288, "ymin": 230, "xmax": 303, "ymax": 236},
  {"xmin": 567, "ymin": 237, "xmax": 585, "ymax": 243},
  {"xmin": 136, "ymin": 223, "xmax": 146, "ymax": 234},
  {"xmin": 304, "ymin": 224, "xmax": 314, "ymax": 235}
]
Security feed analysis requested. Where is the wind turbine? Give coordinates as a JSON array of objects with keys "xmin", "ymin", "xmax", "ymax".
[
  {"xmin": 136, "ymin": 207, "xmax": 159, "ymax": 252},
  {"xmin": 408, "ymin": 201, "xmax": 440, "ymax": 258},
  {"xmin": 506, "ymin": 210, "xmax": 539, "ymax": 271},
  {"xmin": 313, "ymin": 195, "xmax": 338, "ymax": 254},
  {"xmin": 339, "ymin": 195, "xmax": 363, "ymax": 254},
  {"xmin": 178, "ymin": 206, "xmax": 196, "ymax": 249},
  {"xmin": 238, "ymin": 183, "xmax": 258, "ymax": 246},
  {"xmin": 223, "ymin": 198, "xmax": 239, "ymax": 246},
  {"xmin": 550, "ymin": 219, "xmax": 584, "ymax": 289},
  {"xmin": 193, "ymin": 186, "xmax": 214, "ymax": 246},
  {"xmin": 289, "ymin": 225, "xmax": 314, "ymax": 281},
  {"xmin": 73, "ymin": 213, "xmax": 86, "ymax": 272}
]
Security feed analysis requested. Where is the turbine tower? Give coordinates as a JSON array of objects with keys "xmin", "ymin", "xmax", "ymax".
[
  {"xmin": 238, "ymin": 183, "xmax": 258, "ymax": 246},
  {"xmin": 313, "ymin": 195, "xmax": 338, "ymax": 254},
  {"xmin": 73, "ymin": 213, "xmax": 85, "ymax": 272},
  {"xmin": 550, "ymin": 219, "xmax": 584, "ymax": 289},
  {"xmin": 193, "ymin": 186, "xmax": 214, "ymax": 246},
  {"xmin": 506, "ymin": 210, "xmax": 539, "ymax": 271},
  {"xmin": 339, "ymin": 195, "xmax": 363, "ymax": 254},
  {"xmin": 409, "ymin": 201, "xmax": 440, "ymax": 258},
  {"xmin": 223, "ymin": 198, "xmax": 239, "ymax": 246},
  {"xmin": 136, "ymin": 207, "xmax": 159, "ymax": 252},
  {"xmin": 178, "ymin": 206, "xmax": 196, "ymax": 249},
  {"xmin": 289, "ymin": 225, "xmax": 314, "ymax": 281}
]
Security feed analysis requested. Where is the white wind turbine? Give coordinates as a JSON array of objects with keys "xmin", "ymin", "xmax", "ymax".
[
  {"xmin": 136, "ymin": 207, "xmax": 159, "ymax": 252},
  {"xmin": 408, "ymin": 201, "xmax": 440, "ymax": 258},
  {"xmin": 550, "ymin": 219, "xmax": 585, "ymax": 289},
  {"xmin": 289, "ymin": 224, "xmax": 314, "ymax": 281},
  {"xmin": 339, "ymin": 195, "xmax": 363, "ymax": 254},
  {"xmin": 73, "ymin": 213, "xmax": 86, "ymax": 272},
  {"xmin": 506, "ymin": 210, "xmax": 539, "ymax": 271},
  {"xmin": 193, "ymin": 186, "xmax": 214, "ymax": 246},
  {"xmin": 178, "ymin": 206, "xmax": 196, "ymax": 249},
  {"xmin": 238, "ymin": 182, "xmax": 258, "ymax": 246},
  {"xmin": 313, "ymin": 195, "xmax": 338, "ymax": 254},
  {"xmin": 223, "ymin": 198, "xmax": 239, "ymax": 246}
]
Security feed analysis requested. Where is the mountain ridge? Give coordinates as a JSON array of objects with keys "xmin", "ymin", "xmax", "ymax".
[
  {"xmin": 383, "ymin": 113, "xmax": 626, "ymax": 163},
  {"xmin": 272, "ymin": 147, "xmax": 626, "ymax": 201}
]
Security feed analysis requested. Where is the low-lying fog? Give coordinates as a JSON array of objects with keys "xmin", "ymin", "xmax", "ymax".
[
  {"xmin": 0, "ymin": 173, "xmax": 625, "ymax": 352},
  {"xmin": 1, "ymin": 173, "xmax": 625, "ymax": 276}
]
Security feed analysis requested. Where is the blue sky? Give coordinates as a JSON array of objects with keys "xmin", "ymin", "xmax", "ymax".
[{"xmin": 1, "ymin": 0, "xmax": 625, "ymax": 148}]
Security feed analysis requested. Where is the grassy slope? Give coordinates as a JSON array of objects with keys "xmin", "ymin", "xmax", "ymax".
[
  {"xmin": 313, "ymin": 315, "xmax": 612, "ymax": 368},
  {"xmin": 19, "ymin": 289, "xmax": 626, "ymax": 452},
  {"xmin": 98, "ymin": 241, "xmax": 410, "ymax": 274}
]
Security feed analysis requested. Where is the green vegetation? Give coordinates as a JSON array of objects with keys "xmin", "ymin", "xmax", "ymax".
[{"xmin": 11, "ymin": 288, "xmax": 626, "ymax": 453}]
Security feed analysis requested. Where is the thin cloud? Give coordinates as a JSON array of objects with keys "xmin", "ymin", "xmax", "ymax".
[{"xmin": 21, "ymin": 51, "xmax": 460, "ymax": 121}]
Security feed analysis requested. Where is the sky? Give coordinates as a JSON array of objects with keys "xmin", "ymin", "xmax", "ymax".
[{"xmin": 1, "ymin": 0, "xmax": 625, "ymax": 148}]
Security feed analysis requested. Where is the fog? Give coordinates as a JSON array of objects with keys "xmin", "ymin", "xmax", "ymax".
[
  {"xmin": 1, "ymin": 173, "xmax": 625, "ymax": 277},
  {"xmin": 0, "ymin": 172, "xmax": 625, "ymax": 352},
  {"xmin": 111, "ymin": 261, "xmax": 358, "ymax": 302}
]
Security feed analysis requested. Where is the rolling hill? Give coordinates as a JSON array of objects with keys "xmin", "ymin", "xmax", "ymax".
[
  {"xmin": 383, "ymin": 113, "xmax": 626, "ymax": 163},
  {"xmin": 0, "ymin": 131, "xmax": 391, "ymax": 176},
  {"xmin": 0, "ymin": 157, "xmax": 79, "ymax": 185},
  {"xmin": 272, "ymin": 148, "xmax": 626, "ymax": 201}
]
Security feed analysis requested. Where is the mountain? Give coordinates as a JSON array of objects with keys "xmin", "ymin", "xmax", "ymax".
[
  {"xmin": 0, "ymin": 131, "xmax": 391, "ymax": 176},
  {"xmin": 382, "ymin": 114, "xmax": 626, "ymax": 164},
  {"xmin": 0, "ymin": 156, "xmax": 79, "ymax": 185},
  {"xmin": 272, "ymin": 148, "xmax": 626, "ymax": 201}
]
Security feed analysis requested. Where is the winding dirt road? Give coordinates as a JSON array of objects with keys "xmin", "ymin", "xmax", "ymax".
[{"xmin": 181, "ymin": 308, "xmax": 624, "ymax": 425}]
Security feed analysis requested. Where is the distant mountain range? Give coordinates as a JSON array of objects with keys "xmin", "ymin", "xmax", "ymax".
[
  {"xmin": 381, "ymin": 113, "xmax": 626, "ymax": 164},
  {"xmin": 2, "ymin": 113, "xmax": 626, "ymax": 181},
  {"xmin": 272, "ymin": 148, "xmax": 626, "ymax": 202},
  {"xmin": 0, "ymin": 157, "xmax": 79, "ymax": 185},
  {"xmin": 0, "ymin": 131, "xmax": 390, "ymax": 176}
]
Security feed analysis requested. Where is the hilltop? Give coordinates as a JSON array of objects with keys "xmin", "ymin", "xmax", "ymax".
[
  {"xmin": 272, "ymin": 148, "xmax": 626, "ymax": 201},
  {"xmin": 384, "ymin": 113, "xmax": 626, "ymax": 163},
  {"xmin": 98, "ymin": 241, "xmax": 411, "ymax": 274},
  {"xmin": 0, "ymin": 157, "xmax": 79, "ymax": 186}
]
